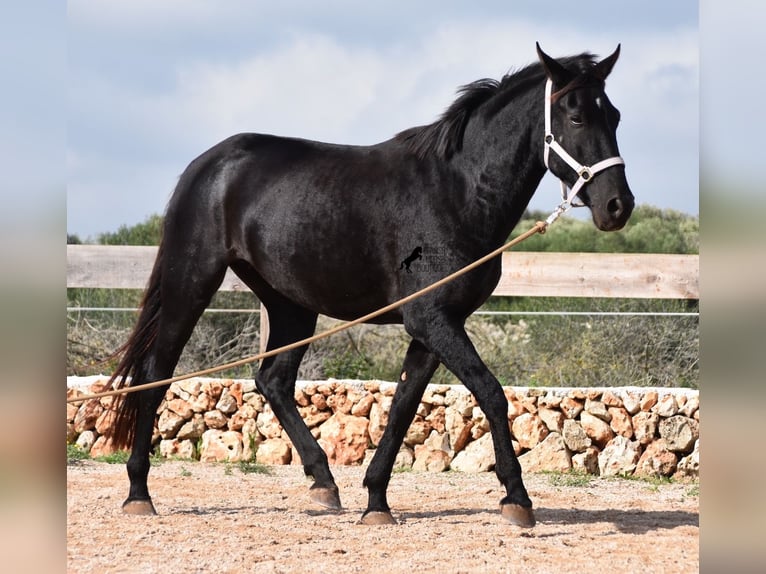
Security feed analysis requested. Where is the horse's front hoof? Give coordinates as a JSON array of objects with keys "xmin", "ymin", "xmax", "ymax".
[
  {"xmin": 500, "ymin": 503, "xmax": 535, "ymax": 528},
  {"xmin": 309, "ymin": 486, "xmax": 342, "ymax": 510},
  {"xmin": 122, "ymin": 498, "xmax": 157, "ymax": 516},
  {"xmin": 359, "ymin": 511, "xmax": 397, "ymax": 525}
]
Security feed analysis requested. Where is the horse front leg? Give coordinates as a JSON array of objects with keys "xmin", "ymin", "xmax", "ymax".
[
  {"xmin": 362, "ymin": 339, "xmax": 440, "ymax": 524},
  {"xmin": 411, "ymin": 315, "xmax": 535, "ymax": 528}
]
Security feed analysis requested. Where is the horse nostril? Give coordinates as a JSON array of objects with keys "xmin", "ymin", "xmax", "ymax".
[{"xmin": 607, "ymin": 197, "xmax": 623, "ymax": 217}]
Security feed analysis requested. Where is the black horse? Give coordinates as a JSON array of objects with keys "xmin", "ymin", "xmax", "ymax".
[{"xmin": 106, "ymin": 44, "xmax": 633, "ymax": 527}]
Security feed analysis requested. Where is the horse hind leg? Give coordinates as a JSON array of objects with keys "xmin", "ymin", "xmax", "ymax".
[
  {"xmin": 120, "ymin": 254, "xmax": 228, "ymax": 516},
  {"xmin": 252, "ymin": 297, "xmax": 342, "ymax": 510}
]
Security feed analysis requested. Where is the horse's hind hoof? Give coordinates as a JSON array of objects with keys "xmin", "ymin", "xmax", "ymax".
[
  {"xmin": 500, "ymin": 503, "xmax": 535, "ymax": 528},
  {"xmin": 309, "ymin": 486, "xmax": 342, "ymax": 510},
  {"xmin": 122, "ymin": 499, "xmax": 157, "ymax": 516},
  {"xmin": 359, "ymin": 511, "xmax": 397, "ymax": 526}
]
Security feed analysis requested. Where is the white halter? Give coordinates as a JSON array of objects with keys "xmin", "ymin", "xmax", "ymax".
[{"xmin": 543, "ymin": 78, "xmax": 625, "ymax": 225}]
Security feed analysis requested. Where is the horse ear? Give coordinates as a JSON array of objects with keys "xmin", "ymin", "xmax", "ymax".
[
  {"xmin": 536, "ymin": 42, "xmax": 572, "ymax": 86},
  {"xmin": 594, "ymin": 44, "xmax": 621, "ymax": 81}
]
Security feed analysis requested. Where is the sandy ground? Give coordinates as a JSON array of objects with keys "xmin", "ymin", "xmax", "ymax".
[{"xmin": 67, "ymin": 460, "xmax": 698, "ymax": 574}]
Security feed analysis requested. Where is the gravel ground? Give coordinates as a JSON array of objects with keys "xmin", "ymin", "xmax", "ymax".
[{"xmin": 67, "ymin": 460, "xmax": 698, "ymax": 574}]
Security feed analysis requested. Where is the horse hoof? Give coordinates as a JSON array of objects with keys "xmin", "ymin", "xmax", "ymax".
[
  {"xmin": 359, "ymin": 511, "xmax": 397, "ymax": 526},
  {"xmin": 500, "ymin": 504, "xmax": 535, "ymax": 528},
  {"xmin": 122, "ymin": 499, "xmax": 157, "ymax": 516},
  {"xmin": 309, "ymin": 486, "xmax": 342, "ymax": 510}
]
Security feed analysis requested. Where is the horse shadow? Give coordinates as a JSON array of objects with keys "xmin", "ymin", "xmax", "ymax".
[{"xmin": 395, "ymin": 507, "xmax": 698, "ymax": 534}]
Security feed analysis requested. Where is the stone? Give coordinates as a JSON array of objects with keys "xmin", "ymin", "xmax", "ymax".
[
  {"xmin": 422, "ymin": 387, "xmax": 446, "ymax": 406},
  {"xmin": 90, "ymin": 435, "xmax": 120, "ymax": 458},
  {"xmin": 572, "ymin": 446, "xmax": 600, "ymax": 475},
  {"xmin": 632, "ymin": 411, "xmax": 659, "ymax": 445},
  {"xmin": 199, "ymin": 430, "xmax": 243, "ymax": 462},
  {"xmin": 95, "ymin": 408, "xmax": 117, "ymax": 436},
  {"xmin": 393, "ymin": 446, "xmax": 415, "ymax": 470},
  {"xmin": 256, "ymin": 405, "xmax": 283, "ymax": 439},
  {"xmin": 227, "ymin": 382, "xmax": 244, "ymax": 409},
  {"xmin": 216, "ymin": 391, "xmax": 238, "ymax": 415},
  {"xmin": 157, "ymin": 409, "xmax": 186, "ymax": 439},
  {"xmin": 640, "ymin": 390, "xmax": 658, "ymax": 412},
  {"xmin": 511, "ymin": 413, "xmax": 549, "ymax": 450},
  {"xmin": 228, "ymin": 404, "xmax": 257, "ymax": 432},
  {"xmin": 598, "ymin": 436, "xmax": 641, "ymax": 477},
  {"xmin": 311, "ymin": 393, "xmax": 328, "ymax": 410},
  {"xmin": 538, "ymin": 392, "xmax": 562, "ymax": 409},
  {"xmin": 351, "ymin": 393, "xmax": 375, "ymax": 417},
  {"xmin": 425, "ymin": 405, "xmax": 446, "ymax": 434},
  {"xmin": 423, "ymin": 430, "xmax": 451, "ymax": 455},
  {"xmin": 256, "ymin": 438, "xmax": 291, "ymax": 465},
  {"xmin": 175, "ymin": 378, "xmax": 202, "ymax": 399},
  {"xmin": 241, "ymin": 419, "xmax": 261, "ymax": 461},
  {"xmin": 450, "ymin": 433, "xmax": 495, "ymax": 473},
  {"xmin": 203, "ymin": 409, "xmax": 228, "ymax": 430},
  {"xmin": 601, "ymin": 391, "xmax": 623, "ymax": 408},
  {"xmin": 506, "ymin": 399, "xmax": 526, "ymax": 421},
  {"xmin": 445, "ymin": 388, "xmax": 476, "ymax": 417},
  {"xmin": 298, "ymin": 405, "xmax": 332, "ymax": 428},
  {"xmin": 412, "ymin": 447, "xmax": 451, "ymax": 472},
  {"xmin": 562, "ymin": 419, "xmax": 591, "ymax": 453},
  {"xmin": 75, "ymin": 430, "xmax": 96, "ymax": 452},
  {"xmin": 470, "ymin": 406, "xmax": 490, "ymax": 439},
  {"xmin": 584, "ymin": 399, "xmax": 611, "ymax": 422},
  {"xmin": 579, "ymin": 411, "xmax": 614, "ymax": 449},
  {"xmin": 538, "ymin": 407, "xmax": 564, "ymax": 433},
  {"xmin": 654, "ymin": 394, "xmax": 679, "ymax": 417},
  {"xmin": 518, "ymin": 432, "xmax": 571, "ymax": 473},
  {"xmin": 73, "ymin": 400, "xmax": 102, "ymax": 433},
  {"xmin": 675, "ymin": 439, "xmax": 700, "ymax": 479},
  {"xmin": 200, "ymin": 380, "xmax": 224, "ymax": 403},
  {"xmin": 176, "ymin": 413, "xmax": 206, "ymax": 441},
  {"xmin": 167, "ymin": 398, "xmax": 194, "ymax": 419},
  {"xmin": 659, "ymin": 416, "xmax": 698, "ymax": 453},
  {"xmin": 404, "ymin": 417, "xmax": 432, "ymax": 446},
  {"xmin": 680, "ymin": 395, "xmax": 699, "ymax": 418},
  {"xmin": 445, "ymin": 409, "xmax": 471, "ymax": 452},
  {"xmin": 159, "ymin": 438, "xmax": 196, "ymax": 460},
  {"xmin": 635, "ymin": 438, "xmax": 678, "ymax": 477},
  {"xmin": 317, "ymin": 412, "xmax": 370, "ymax": 465},
  {"xmin": 622, "ymin": 391, "xmax": 642, "ymax": 415},
  {"xmin": 608, "ymin": 407, "xmax": 634, "ymax": 439},
  {"xmin": 559, "ymin": 397, "xmax": 584, "ymax": 419},
  {"xmin": 326, "ymin": 393, "xmax": 352, "ymax": 415},
  {"xmin": 190, "ymin": 391, "xmax": 216, "ymax": 413},
  {"xmin": 368, "ymin": 396, "xmax": 392, "ymax": 446}
]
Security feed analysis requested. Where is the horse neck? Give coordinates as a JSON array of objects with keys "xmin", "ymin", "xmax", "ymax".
[{"xmin": 452, "ymin": 85, "xmax": 548, "ymax": 244}]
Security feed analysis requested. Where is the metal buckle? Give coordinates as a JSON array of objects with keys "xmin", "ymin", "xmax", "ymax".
[{"xmin": 578, "ymin": 166, "xmax": 593, "ymax": 182}]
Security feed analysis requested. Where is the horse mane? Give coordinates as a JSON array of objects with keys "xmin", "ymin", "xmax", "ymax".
[{"xmin": 396, "ymin": 53, "xmax": 599, "ymax": 160}]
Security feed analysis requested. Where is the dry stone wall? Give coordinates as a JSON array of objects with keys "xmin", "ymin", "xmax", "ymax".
[{"xmin": 66, "ymin": 376, "xmax": 699, "ymax": 480}]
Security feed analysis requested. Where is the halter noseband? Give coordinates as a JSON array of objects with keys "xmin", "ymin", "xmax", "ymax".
[{"xmin": 543, "ymin": 78, "xmax": 625, "ymax": 225}]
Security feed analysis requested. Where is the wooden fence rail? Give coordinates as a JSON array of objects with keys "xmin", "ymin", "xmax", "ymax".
[
  {"xmin": 67, "ymin": 245, "xmax": 698, "ymax": 299},
  {"xmin": 67, "ymin": 245, "xmax": 698, "ymax": 353}
]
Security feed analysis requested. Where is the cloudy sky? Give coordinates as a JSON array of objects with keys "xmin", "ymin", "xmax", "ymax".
[{"xmin": 66, "ymin": 1, "xmax": 699, "ymax": 239}]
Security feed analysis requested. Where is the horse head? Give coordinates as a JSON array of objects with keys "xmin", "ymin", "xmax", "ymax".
[{"xmin": 537, "ymin": 44, "xmax": 634, "ymax": 231}]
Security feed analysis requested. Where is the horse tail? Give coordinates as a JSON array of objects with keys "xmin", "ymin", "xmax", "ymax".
[{"xmin": 104, "ymin": 239, "xmax": 166, "ymax": 449}]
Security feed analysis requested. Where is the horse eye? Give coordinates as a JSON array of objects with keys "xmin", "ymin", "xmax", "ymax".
[{"xmin": 570, "ymin": 115, "xmax": 584, "ymax": 126}]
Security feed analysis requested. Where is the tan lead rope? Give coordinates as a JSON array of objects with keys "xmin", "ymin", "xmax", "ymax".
[{"xmin": 66, "ymin": 220, "xmax": 548, "ymax": 404}]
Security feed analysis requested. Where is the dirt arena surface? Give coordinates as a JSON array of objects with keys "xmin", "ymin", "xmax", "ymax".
[{"xmin": 67, "ymin": 460, "xmax": 698, "ymax": 573}]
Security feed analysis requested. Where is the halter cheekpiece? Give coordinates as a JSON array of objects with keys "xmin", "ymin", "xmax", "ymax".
[{"xmin": 543, "ymin": 78, "xmax": 625, "ymax": 225}]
